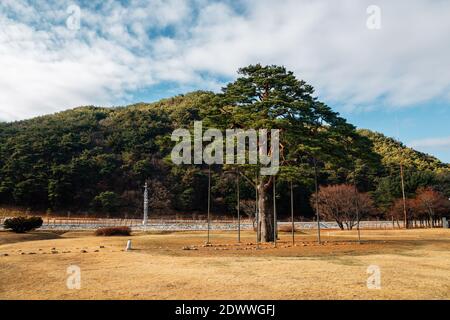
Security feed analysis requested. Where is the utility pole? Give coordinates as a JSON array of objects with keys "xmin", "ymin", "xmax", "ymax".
[
  {"xmin": 400, "ymin": 162, "xmax": 408, "ymax": 229},
  {"xmin": 352, "ymin": 166, "xmax": 361, "ymax": 244},
  {"xmin": 143, "ymin": 181, "xmax": 148, "ymax": 231},
  {"xmin": 354, "ymin": 183, "xmax": 361, "ymax": 244},
  {"xmin": 207, "ymin": 165, "xmax": 211, "ymax": 244},
  {"xmin": 396, "ymin": 118, "xmax": 408, "ymax": 230},
  {"xmin": 273, "ymin": 175, "xmax": 277, "ymax": 247},
  {"xmin": 290, "ymin": 180, "xmax": 295, "ymax": 245},
  {"xmin": 356, "ymin": 197, "xmax": 361, "ymax": 244},
  {"xmin": 314, "ymin": 160, "xmax": 321, "ymax": 244},
  {"xmin": 236, "ymin": 168, "xmax": 241, "ymax": 243},
  {"xmin": 255, "ymin": 170, "xmax": 260, "ymax": 249}
]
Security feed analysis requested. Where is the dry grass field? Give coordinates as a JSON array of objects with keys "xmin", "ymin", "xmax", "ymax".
[{"xmin": 0, "ymin": 228, "xmax": 449, "ymax": 300}]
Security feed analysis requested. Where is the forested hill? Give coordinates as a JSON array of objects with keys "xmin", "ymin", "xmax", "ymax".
[
  {"xmin": 357, "ymin": 129, "xmax": 449, "ymax": 173},
  {"xmin": 0, "ymin": 91, "xmax": 448, "ymax": 216}
]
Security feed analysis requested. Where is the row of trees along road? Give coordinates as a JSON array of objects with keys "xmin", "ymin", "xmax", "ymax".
[
  {"xmin": 312, "ymin": 184, "xmax": 450, "ymax": 230},
  {"xmin": 389, "ymin": 187, "xmax": 450, "ymax": 228}
]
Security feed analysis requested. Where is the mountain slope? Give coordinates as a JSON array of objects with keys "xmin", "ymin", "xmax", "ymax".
[
  {"xmin": 358, "ymin": 129, "xmax": 449, "ymax": 172},
  {"xmin": 0, "ymin": 91, "xmax": 448, "ymax": 215}
]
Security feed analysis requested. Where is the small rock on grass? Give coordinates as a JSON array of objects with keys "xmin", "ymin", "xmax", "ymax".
[{"xmin": 182, "ymin": 246, "xmax": 198, "ymax": 251}]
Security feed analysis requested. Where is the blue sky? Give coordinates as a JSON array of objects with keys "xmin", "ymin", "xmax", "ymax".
[{"xmin": 0, "ymin": 0, "xmax": 449, "ymax": 162}]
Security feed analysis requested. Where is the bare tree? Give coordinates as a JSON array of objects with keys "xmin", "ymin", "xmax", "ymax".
[
  {"xmin": 388, "ymin": 198, "xmax": 417, "ymax": 228},
  {"xmin": 311, "ymin": 184, "xmax": 376, "ymax": 230},
  {"xmin": 388, "ymin": 188, "xmax": 450, "ymax": 228},
  {"xmin": 415, "ymin": 187, "xmax": 449, "ymax": 228}
]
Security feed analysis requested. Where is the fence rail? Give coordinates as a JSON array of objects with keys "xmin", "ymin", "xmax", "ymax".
[{"xmin": 0, "ymin": 216, "xmax": 417, "ymax": 231}]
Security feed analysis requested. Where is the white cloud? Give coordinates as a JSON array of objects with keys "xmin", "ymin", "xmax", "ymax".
[
  {"xmin": 1, "ymin": 0, "xmax": 450, "ymax": 121},
  {"xmin": 410, "ymin": 137, "xmax": 450, "ymax": 151}
]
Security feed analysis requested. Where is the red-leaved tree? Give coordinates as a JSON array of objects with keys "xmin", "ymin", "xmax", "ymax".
[
  {"xmin": 415, "ymin": 187, "xmax": 449, "ymax": 227},
  {"xmin": 311, "ymin": 184, "xmax": 376, "ymax": 230}
]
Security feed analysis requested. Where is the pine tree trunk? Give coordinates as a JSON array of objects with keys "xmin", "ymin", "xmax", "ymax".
[{"xmin": 258, "ymin": 180, "xmax": 274, "ymax": 242}]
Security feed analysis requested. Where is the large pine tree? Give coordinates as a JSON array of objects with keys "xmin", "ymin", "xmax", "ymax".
[{"xmin": 204, "ymin": 64, "xmax": 358, "ymax": 241}]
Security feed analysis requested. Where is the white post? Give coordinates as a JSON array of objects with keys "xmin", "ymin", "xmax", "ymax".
[
  {"xmin": 143, "ymin": 181, "xmax": 148, "ymax": 230},
  {"xmin": 126, "ymin": 239, "xmax": 132, "ymax": 251}
]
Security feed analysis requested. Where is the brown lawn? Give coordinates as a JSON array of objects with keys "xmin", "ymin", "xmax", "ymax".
[{"xmin": 0, "ymin": 228, "xmax": 449, "ymax": 300}]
